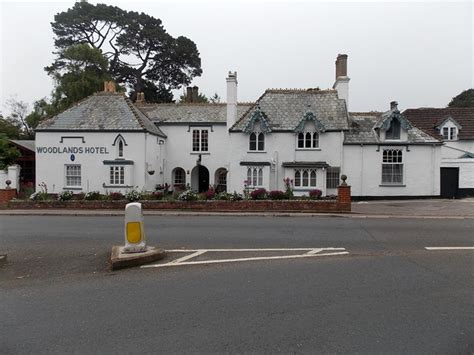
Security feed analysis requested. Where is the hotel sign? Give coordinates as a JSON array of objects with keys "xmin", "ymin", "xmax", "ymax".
[{"xmin": 36, "ymin": 146, "xmax": 110, "ymax": 154}]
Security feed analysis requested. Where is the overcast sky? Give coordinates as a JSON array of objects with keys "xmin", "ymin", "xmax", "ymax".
[{"xmin": 0, "ymin": 0, "xmax": 472, "ymax": 116}]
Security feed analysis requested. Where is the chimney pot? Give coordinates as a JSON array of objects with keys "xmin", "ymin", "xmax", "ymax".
[{"xmin": 390, "ymin": 101, "xmax": 398, "ymax": 110}]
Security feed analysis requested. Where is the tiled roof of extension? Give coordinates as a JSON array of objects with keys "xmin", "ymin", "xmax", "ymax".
[
  {"xmin": 36, "ymin": 93, "xmax": 166, "ymax": 137},
  {"xmin": 402, "ymin": 108, "xmax": 474, "ymax": 140},
  {"xmin": 345, "ymin": 112, "xmax": 441, "ymax": 144},
  {"xmin": 138, "ymin": 103, "xmax": 254, "ymax": 123},
  {"xmin": 230, "ymin": 89, "xmax": 349, "ymax": 132}
]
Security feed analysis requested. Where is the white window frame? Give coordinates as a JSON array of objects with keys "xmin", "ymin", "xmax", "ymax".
[
  {"xmin": 326, "ymin": 167, "xmax": 340, "ymax": 189},
  {"xmin": 294, "ymin": 168, "xmax": 317, "ymax": 188},
  {"xmin": 192, "ymin": 128, "xmax": 209, "ymax": 152},
  {"xmin": 246, "ymin": 167, "xmax": 264, "ymax": 188},
  {"xmin": 442, "ymin": 126, "xmax": 457, "ymax": 141},
  {"xmin": 109, "ymin": 166, "xmax": 125, "ymax": 185},
  {"xmin": 65, "ymin": 164, "xmax": 81, "ymax": 188},
  {"xmin": 173, "ymin": 168, "xmax": 186, "ymax": 185},
  {"xmin": 297, "ymin": 132, "xmax": 319, "ymax": 149},
  {"xmin": 248, "ymin": 132, "xmax": 265, "ymax": 152},
  {"xmin": 381, "ymin": 149, "xmax": 404, "ymax": 185}
]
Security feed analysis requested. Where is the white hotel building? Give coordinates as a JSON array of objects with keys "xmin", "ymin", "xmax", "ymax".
[{"xmin": 35, "ymin": 55, "xmax": 445, "ymax": 198}]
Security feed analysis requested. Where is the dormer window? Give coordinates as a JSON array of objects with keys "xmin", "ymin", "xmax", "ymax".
[
  {"xmin": 249, "ymin": 132, "xmax": 265, "ymax": 151},
  {"xmin": 386, "ymin": 119, "xmax": 401, "ymax": 140},
  {"xmin": 442, "ymin": 127, "xmax": 457, "ymax": 141},
  {"xmin": 297, "ymin": 132, "xmax": 319, "ymax": 149}
]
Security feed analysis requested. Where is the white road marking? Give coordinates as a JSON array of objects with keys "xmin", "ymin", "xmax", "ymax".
[
  {"xmin": 425, "ymin": 247, "xmax": 474, "ymax": 250},
  {"xmin": 142, "ymin": 248, "xmax": 348, "ymax": 269}
]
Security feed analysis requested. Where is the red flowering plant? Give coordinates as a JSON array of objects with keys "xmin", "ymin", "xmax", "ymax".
[
  {"xmin": 269, "ymin": 190, "xmax": 287, "ymax": 200},
  {"xmin": 309, "ymin": 189, "xmax": 322, "ymax": 199},
  {"xmin": 283, "ymin": 177, "xmax": 294, "ymax": 199},
  {"xmin": 108, "ymin": 192, "xmax": 124, "ymax": 200},
  {"xmin": 250, "ymin": 188, "xmax": 267, "ymax": 200},
  {"xmin": 205, "ymin": 187, "xmax": 216, "ymax": 200}
]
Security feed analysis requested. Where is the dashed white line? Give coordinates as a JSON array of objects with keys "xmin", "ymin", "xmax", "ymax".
[{"xmin": 425, "ymin": 247, "xmax": 474, "ymax": 251}]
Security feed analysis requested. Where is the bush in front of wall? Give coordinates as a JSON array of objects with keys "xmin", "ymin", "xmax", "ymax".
[
  {"xmin": 108, "ymin": 192, "xmax": 124, "ymax": 200},
  {"xmin": 178, "ymin": 189, "xmax": 198, "ymax": 201},
  {"xmin": 250, "ymin": 188, "xmax": 267, "ymax": 200},
  {"xmin": 205, "ymin": 187, "xmax": 216, "ymax": 200},
  {"xmin": 58, "ymin": 190, "xmax": 74, "ymax": 201},
  {"xmin": 125, "ymin": 189, "xmax": 142, "ymax": 202},
  {"xmin": 268, "ymin": 190, "xmax": 287, "ymax": 200},
  {"xmin": 309, "ymin": 189, "xmax": 322, "ymax": 199},
  {"xmin": 215, "ymin": 192, "xmax": 231, "ymax": 200},
  {"xmin": 84, "ymin": 191, "xmax": 102, "ymax": 201}
]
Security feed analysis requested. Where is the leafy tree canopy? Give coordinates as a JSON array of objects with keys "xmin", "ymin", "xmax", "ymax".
[
  {"xmin": 0, "ymin": 134, "xmax": 21, "ymax": 170},
  {"xmin": 448, "ymin": 89, "xmax": 474, "ymax": 107},
  {"xmin": 0, "ymin": 117, "xmax": 21, "ymax": 139},
  {"xmin": 49, "ymin": 2, "xmax": 202, "ymax": 103},
  {"xmin": 178, "ymin": 92, "xmax": 209, "ymax": 103}
]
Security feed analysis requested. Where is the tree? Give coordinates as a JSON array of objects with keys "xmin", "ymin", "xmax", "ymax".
[
  {"xmin": 209, "ymin": 93, "xmax": 221, "ymax": 104},
  {"xmin": 0, "ymin": 117, "xmax": 21, "ymax": 139},
  {"xmin": 448, "ymin": 89, "xmax": 474, "ymax": 107},
  {"xmin": 25, "ymin": 98, "xmax": 58, "ymax": 130},
  {"xmin": 49, "ymin": 2, "xmax": 202, "ymax": 103},
  {"xmin": 0, "ymin": 134, "xmax": 21, "ymax": 170},
  {"xmin": 46, "ymin": 43, "xmax": 113, "ymax": 111},
  {"xmin": 5, "ymin": 98, "xmax": 33, "ymax": 138}
]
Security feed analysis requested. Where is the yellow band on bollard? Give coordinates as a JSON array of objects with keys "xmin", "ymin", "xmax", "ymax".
[{"xmin": 126, "ymin": 222, "xmax": 142, "ymax": 244}]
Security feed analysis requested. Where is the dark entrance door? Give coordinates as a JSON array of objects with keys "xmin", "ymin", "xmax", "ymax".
[
  {"xmin": 440, "ymin": 167, "xmax": 459, "ymax": 198},
  {"xmin": 198, "ymin": 165, "xmax": 210, "ymax": 193}
]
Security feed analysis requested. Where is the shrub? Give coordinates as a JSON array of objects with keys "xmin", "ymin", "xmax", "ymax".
[
  {"xmin": 74, "ymin": 192, "xmax": 85, "ymax": 200},
  {"xmin": 108, "ymin": 192, "xmax": 124, "ymax": 200},
  {"xmin": 309, "ymin": 189, "xmax": 322, "ymax": 199},
  {"xmin": 269, "ymin": 190, "xmax": 287, "ymax": 200},
  {"xmin": 283, "ymin": 177, "xmax": 294, "ymax": 198},
  {"xmin": 215, "ymin": 192, "xmax": 231, "ymax": 200},
  {"xmin": 230, "ymin": 192, "xmax": 243, "ymax": 201},
  {"xmin": 84, "ymin": 191, "xmax": 102, "ymax": 201},
  {"xmin": 144, "ymin": 191, "xmax": 163, "ymax": 200},
  {"xmin": 125, "ymin": 189, "xmax": 142, "ymax": 202},
  {"xmin": 178, "ymin": 189, "xmax": 198, "ymax": 201},
  {"xmin": 30, "ymin": 191, "xmax": 50, "ymax": 201},
  {"xmin": 155, "ymin": 183, "xmax": 170, "ymax": 194},
  {"xmin": 205, "ymin": 187, "xmax": 215, "ymax": 200},
  {"xmin": 58, "ymin": 190, "xmax": 74, "ymax": 201},
  {"xmin": 250, "ymin": 188, "xmax": 267, "ymax": 200}
]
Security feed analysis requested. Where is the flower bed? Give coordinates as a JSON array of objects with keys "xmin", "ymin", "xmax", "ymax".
[{"xmin": 5, "ymin": 198, "xmax": 350, "ymax": 213}]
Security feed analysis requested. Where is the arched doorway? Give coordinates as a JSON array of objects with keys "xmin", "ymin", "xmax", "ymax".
[
  {"xmin": 191, "ymin": 165, "xmax": 209, "ymax": 192},
  {"xmin": 215, "ymin": 168, "xmax": 227, "ymax": 193}
]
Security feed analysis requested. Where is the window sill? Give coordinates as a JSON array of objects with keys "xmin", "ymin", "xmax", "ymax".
[
  {"xmin": 294, "ymin": 187, "xmax": 318, "ymax": 191},
  {"xmin": 296, "ymin": 148, "xmax": 321, "ymax": 151},
  {"xmin": 190, "ymin": 152, "xmax": 210, "ymax": 155},
  {"xmin": 379, "ymin": 184, "xmax": 406, "ymax": 187},
  {"xmin": 64, "ymin": 187, "xmax": 82, "ymax": 190},
  {"xmin": 247, "ymin": 151, "xmax": 267, "ymax": 153}
]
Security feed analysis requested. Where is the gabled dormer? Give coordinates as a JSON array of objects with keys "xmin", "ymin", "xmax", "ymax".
[
  {"xmin": 374, "ymin": 101, "xmax": 412, "ymax": 142},
  {"xmin": 436, "ymin": 116, "xmax": 462, "ymax": 141},
  {"xmin": 294, "ymin": 106, "xmax": 326, "ymax": 149}
]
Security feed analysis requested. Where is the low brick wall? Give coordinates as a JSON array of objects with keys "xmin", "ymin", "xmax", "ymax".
[
  {"xmin": 0, "ymin": 189, "xmax": 16, "ymax": 203},
  {"xmin": 6, "ymin": 199, "xmax": 351, "ymax": 213}
]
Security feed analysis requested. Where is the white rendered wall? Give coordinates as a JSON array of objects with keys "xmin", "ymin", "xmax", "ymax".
[
  {"xmin": 158, "ymin": 124, "xmax": 229, "ymax": 190},
  {"xmin": 35, "ymin": 131, "xmax": 162, "ymax": 194},
  {"xmin": 344, "ymin": 144, "xmax": 441, "ymax": 197},
  {"xmin": 227, "ymin": 131, "xmax": 344, "ymax": 195},
  {"xmin": 0, "ymin": 165, "xmax": 20, "ymax": 191}
]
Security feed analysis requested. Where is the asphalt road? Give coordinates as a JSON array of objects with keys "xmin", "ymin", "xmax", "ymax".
[{"xmin": 1, "ymin": 215, "xmax": 473, "ymax": 354}]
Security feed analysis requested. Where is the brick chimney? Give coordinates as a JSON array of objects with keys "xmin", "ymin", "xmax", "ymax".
[
  {"xmin": 136, "ymin": 92, "xmax": 145, "ymax": 104},
  {"xmin": 192, "ymin": 86, "xmax": 199, "ymax": 102},
  {"xmin": 226, "ymin": 71, "xmax": 238, "ymax": 130},
  {"xmin": 332, "ymin": 54, "xmax": 350, "ymax": 110},
  {"xmin": 186, "ymin": 87, "xmax": 193, "ymax": 103},
  {"xmin": 103, "ymin": 81, "xmax": 116, "ymax": 93}
]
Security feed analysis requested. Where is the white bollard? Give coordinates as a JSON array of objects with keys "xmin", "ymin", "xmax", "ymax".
[{"xmin": 124, "ymin": 202, "xmax": 147, "ymax": 253}]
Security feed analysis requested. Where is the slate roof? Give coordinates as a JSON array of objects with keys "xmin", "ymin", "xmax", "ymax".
[
  {"xmin": 230, "ymin": 89, "xmax": 349, "ymax": 132},
  {"xmin": 138, "ymin": 103, "xmax": 254, "ymax": 123},
  {"xmin": 36, "ymin": 93, "xmax": 166, "ymax": 137},
  {"xmin": 9, "ymin": 140, "xmax": 35, "ymax": 152},
  {"xmin": 402, "ymin": 108, "xmax": 474, "ymax": 140},
  {"xmin": 344, "ymin": 112, "xmax": 441, "ymax": 144}
]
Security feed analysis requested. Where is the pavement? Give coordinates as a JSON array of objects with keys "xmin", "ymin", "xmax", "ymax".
[{"xmin": 1, "ymin": 198, "xmax": 473, "ymax": 218}]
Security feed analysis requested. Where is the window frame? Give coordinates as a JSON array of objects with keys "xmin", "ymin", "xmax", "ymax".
[
  {"xmin": 326, "ymin": 167, "xmax": 340, "ymax": 189},
  {"xmin": 293, "ymin": 168, "xmax": 318, "ymax": 188},
  {"xmin": 381, "ymin": 149, "xmax": 404, "ymax": 185},
  {"xmin": 109, "ymin": 166, "xmax": 125, "ymax": 186},
  {"xmin": 248, "ymin": 132, "xmax": 265, "ymax": 152},
  {"xmin": 173, "ymin": 168, "xmax": 186, "ymax": 186},
  {"xmin": 296, "ymin": 131, "xmax": 319, "ymax": 149},
  {"xmin": 442, "ymin": 126, "xmax": 457, "ymax": 141},
  {"xmin": 385, "ymin": 119, "xmax": 401, "ymax": 140},
  {"xmin": 65, "ymin": 164, "xmax": 81, "ymax": 188},
  {"xmin": 192, "ymin": 128, "xmax": 209, "ymax": 152},
  {"xmin": 246, "ymin": 166, "xmax": 264, "ymax": 188}
]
